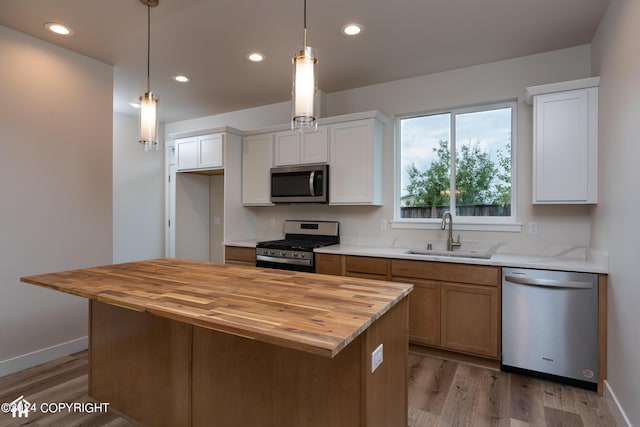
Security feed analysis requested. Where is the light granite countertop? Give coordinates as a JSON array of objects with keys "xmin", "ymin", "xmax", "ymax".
[{"xmin": 224, "ymin": 237, "xmax": 608, "ymax": 274}]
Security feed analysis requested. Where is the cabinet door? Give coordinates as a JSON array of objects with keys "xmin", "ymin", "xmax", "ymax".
[
  {"xmin": 441, "ymin": 283, "xmax": 499, "ymax": 359},
  {"xmin": 274, "ymin": 131, "xmax": 301, "ymax": 166},
  {"xmin": 242, "ymin": 133, "xmax": 273, "ymax": 205},
  {"xmin": 198, "ymin": 134, "xmax": 224, "ymax": 168},
  {"xmin": 274, "ymin": 128, "xmax": 328, "ymax": 166},
  {"xmin": 329, "ymin": 119, "xmax": 382, "ymax": 205},
  {"xmin": 175, "ymin": 138, "xmax": 198, "ymax": 170},
  {"xmin": 301, "ymin": 127, "xmax": 328, "ymax": 164},
  {"xmin": 224, "ymin": 246, "xmax": 256, "ymax": 266},
  {"xmin": 533, "ymin": 88, "xmax": 597, "ymax": 203},
  {"xmin": 394, "ymin": 278, "xmax": 440, "ymax": 347},
  {"xmin": 315, "ymin": 253, "xmax": 343, "ymax": 276}
]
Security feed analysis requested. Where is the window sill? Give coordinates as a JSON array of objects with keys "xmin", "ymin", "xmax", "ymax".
[{"xmin": 390, "ymin": 220, "xmax": 522, "ymax": 233}]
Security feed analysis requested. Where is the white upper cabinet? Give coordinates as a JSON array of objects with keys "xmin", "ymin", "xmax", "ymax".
[
  {"xmin": 238, "ymin": 111, "xmax": 387, "ymax": 206},
  {"xmin": 242, "ymin": 133, "xmax": 274, "ymax": 206},
  {"xmin": 527, "ymin": 77, "xmax": 599, "ymax": 204},
  {"xmin": 329, "ymin": 117, "xmax": 384, "ymax": 205},
  {"xmin": 274, "ymin": 127, "xmax": 328, "ymax": 166},
  {"xmin": 176, "ymin": 133, "xmax": 224, "ymax": 171},
  {"xmin": 175, "ymin": 137, "xmax": 198, "ymax": 170}
]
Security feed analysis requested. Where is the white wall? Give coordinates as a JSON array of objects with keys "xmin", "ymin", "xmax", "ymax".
[
  {"xmin": 0, "ymin": 25, "xmax": 113, "ymax": 375},
  {"xmin": 167, "ymin": 46, "xmax": 594, "ymax": 246},
  {"xmin": 591, "ymin": 1, "xmax": 640, "ymax": 425},
  {"xmin": 322, "ymin": 45, "xmax": 593, "ymax": 245},
  {"xmin": 113, "ymin": 112, "xmax": 165, "ymax": 263},
  {"xmin": 165, "ymin": 101, "xmax": 291, "ymax": 136}
]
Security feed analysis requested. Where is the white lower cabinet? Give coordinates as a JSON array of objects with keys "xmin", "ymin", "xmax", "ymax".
[
  {"xmin": 242, "ymin": 133, "xmax": 273, "ymax": 205},
  {"xmin": 329, "ymin": 118, "xmax": 384, "ymax": 205}
]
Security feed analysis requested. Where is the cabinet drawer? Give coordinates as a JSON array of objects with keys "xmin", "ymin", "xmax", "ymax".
[
  {"xmin": 391, "ymin": 259, "xmax": 499, "ymax": 287},
  {"xmin": 345, "ymin": 256, "xmax": 390, "ymax": 278},
  {"xmin": 224, "ymin": 246, "xmax": 255, "ymax": 265}
]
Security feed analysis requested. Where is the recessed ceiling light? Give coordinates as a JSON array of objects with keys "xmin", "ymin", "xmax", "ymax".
[
  {"xmin": 342, "ymin": 23, "xmax": 363, "ymax": 36},
  {"xmin": 173, "ymin": 75, "xmax": 189, "ymax": 83},
  {"xmin": 247, "ymin": 52, "xmax": 265, "ymax": 62},
  {"xmin": 44, "ymin": 22, "xmax": 73, "ymax": 36}
]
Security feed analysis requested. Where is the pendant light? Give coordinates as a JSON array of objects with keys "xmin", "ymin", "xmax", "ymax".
[
  {"xmin": 138, "ymin": 0, "xmax": 159, "ymax": 151},
  {"xmin": 291, "ymin": 0, "xmax": 318, "ymax": 131}
]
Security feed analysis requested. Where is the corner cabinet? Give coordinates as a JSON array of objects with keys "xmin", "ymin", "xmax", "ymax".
[
  {"xmin": 329, "ymin": 117, "xmax": 384, "ymax": 205},
  {"xmin": 175, "ymin": 133, "xmax": 224, "ymax": 171},
  {"xmin": 242, "ymin": 133, "xmax": 273, "ymax": 205},
  {"xmin": 526, "ymin": 77, "xmax": 599, "ymax": 204}
]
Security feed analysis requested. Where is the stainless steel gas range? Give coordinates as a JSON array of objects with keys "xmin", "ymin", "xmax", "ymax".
[{"xmin": 256, "ymin": 220, "xmax": 339, "ymax": 273}]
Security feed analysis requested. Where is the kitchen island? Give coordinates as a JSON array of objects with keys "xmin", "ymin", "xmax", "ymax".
[{"xmin": 21, "ymin": 258, "xmax": 413, "ymax": 427}]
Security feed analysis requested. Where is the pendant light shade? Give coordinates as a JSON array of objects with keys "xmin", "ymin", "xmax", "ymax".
[
  {"xmin": 292, "ymin": 46, "xmax": 318, "ymax": 130},
  {"xmin": 138, "ymin": 0, "xmax": 159, "ymax": 150},
  {"xmin": 292, "ymin": 0, "xmax": 318, "ymax": 130},
  {"xmin": 138, "ymin": 91, "xmax": 158, "ymax": 150}
]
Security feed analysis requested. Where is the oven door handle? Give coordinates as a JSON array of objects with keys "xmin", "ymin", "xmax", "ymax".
[
  {"xmin": 256, "ymin": 255, "xmax": 313, "ymax": 267},
  {"xmin": 309, "ymin": 171, "xmax": 316, "ymax": 197}
]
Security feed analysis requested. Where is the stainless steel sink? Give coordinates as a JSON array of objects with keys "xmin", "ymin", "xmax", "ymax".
[{"xmin": 405, "ymin": 249, "xmax": 492, "ymax": 260}]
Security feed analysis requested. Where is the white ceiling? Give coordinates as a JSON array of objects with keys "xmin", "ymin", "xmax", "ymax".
[{"xmin": 0, "ymin": 0, "xmax": 611, "ymax": 124}]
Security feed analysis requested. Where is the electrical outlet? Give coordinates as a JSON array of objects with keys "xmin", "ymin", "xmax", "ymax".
[
  {"xmin": 270, "ymin": 218, "xmax": 276, "ymax": 227},
  {"xmin": 528, "ymin": 222, "xmax": 538, "ymax": 235},
  {"xmin": 380, "ymin": 219, "xmax": 387, "ymax": 231},
  {"xmin": 371, "ymin": 344, "xmax": 383, "ymax": 373}
]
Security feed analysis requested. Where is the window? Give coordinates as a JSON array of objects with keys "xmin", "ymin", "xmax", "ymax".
[{"xmin": 396, "ymin": 102, "xmax": 516, "ymax": 227}]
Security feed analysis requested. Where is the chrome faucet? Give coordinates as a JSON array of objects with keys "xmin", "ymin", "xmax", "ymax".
[{"xmin": 441, "ymin": 211, "xmax": 461, "ymax": 251}]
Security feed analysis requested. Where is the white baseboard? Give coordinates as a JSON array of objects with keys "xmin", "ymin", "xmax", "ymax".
[
  {"xmin": 604, "ymin": 380, "xmax": 634, "ymax": 427},
  {"xmin": 0, "ymin": 336, "xmax": 88, "ymax": 378}
]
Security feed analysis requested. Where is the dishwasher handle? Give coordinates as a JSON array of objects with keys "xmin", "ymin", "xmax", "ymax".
[{"xmin": 504, "ymin": 275, "xmax": 593, "ymax": 289}]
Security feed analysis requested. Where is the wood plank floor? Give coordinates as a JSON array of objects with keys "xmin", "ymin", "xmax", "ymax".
[
  {"xmin": 407, "ymin": 353, "xmax": 617, "ymax": 427},
  {"xmin": 0, "ymin": 351, "xmax": 617, "ymax": 426}
]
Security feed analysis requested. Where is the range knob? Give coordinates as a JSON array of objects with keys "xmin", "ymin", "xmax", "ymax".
[
  {"xmin": 280, "ymin": 251, "xmax": 287, "ymax": 257},
  {"xmin": 268, "ymin": 250, "xmax": 275, "ymax": 256},
  {"xmin": 292, "ymin": 252, "xmax": 299, "ymax": 258}
]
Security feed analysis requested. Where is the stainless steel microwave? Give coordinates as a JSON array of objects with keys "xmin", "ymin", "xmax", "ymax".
[{"xmin": 270, "ymin": 164, "xmax": 328, "ymax": 203}]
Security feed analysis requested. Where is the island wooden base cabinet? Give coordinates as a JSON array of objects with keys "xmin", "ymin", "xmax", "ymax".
[
  {"xmin": 22, "ymin": 259, "xmax": 412, "ymax": 426},
  {"xmin": 89, "ymin": 298, "xmax": 409, "ymax": 427}
]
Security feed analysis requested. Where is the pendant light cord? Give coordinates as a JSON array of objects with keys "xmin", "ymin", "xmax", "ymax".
[
  {"xmin": 146, "ymin": 0, "xmax": 151, "ymax": 93},
  {"xmin": 303, "ymin": 0, "xmax": 307, "ymax": 48}
]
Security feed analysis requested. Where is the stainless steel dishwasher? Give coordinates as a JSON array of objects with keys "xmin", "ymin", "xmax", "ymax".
[{"xmin": 502, "ymin": 267, "xmax": 598, "ymax": 390}]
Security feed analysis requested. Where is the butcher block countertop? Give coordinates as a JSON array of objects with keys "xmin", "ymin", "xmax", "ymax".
[{"xmin": 21, "ymin": 258, "xmax": 413, "ymax": 358}]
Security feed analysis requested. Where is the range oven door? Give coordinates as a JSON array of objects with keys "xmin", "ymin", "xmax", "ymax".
[{"xmin": 255, "ymin": 249, "xmax": 315, "ymax": 273}]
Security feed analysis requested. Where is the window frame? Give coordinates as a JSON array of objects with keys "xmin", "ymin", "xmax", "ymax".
[{"xmin": 392, "ymin": 100, "xmax": 521, "ymax": 232}]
